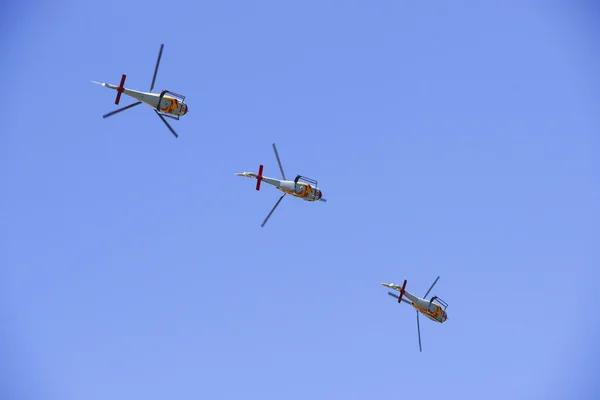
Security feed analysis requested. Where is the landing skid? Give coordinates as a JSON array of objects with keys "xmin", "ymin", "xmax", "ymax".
[
  {"xmin": 428, "ymin": 296, "xmax": 448, "ymax": 313},
  {"xmin": 294, "ymin": 175, "xmax": 318, "ymax": 191}
]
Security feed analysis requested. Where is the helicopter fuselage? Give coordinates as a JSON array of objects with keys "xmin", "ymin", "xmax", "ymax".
[
  {"xmin": 381, "ymin": 277, "xmax": 446, "ymax": 352},
  {"xmin": 93, "ymin": 82, "xmax": 188, "ymax": 117},
  {"xmin": 238, "ymin": 174, "xmax": 323, "ymax": 202},
  {"xmin": 269, "ymin": 177, "xmax": 323, "ymax": 202},
  {"xmin": 235, "ymin": 145, "xmax": 326, "ymax": 227},
  {"xmin": 401, "ymin": 291, "xmax": 447, "ymax": 323}
]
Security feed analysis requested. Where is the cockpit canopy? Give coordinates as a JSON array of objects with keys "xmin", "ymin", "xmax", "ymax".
[
  {"xmin": 181, "ymin": 103, "xmax": 188, "ymax": 115},
  {"xmin": 312, "ymin": 188, "xmax": 322, "ymax": 200}
]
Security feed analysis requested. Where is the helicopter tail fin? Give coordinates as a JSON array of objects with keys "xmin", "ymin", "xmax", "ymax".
[
  {"xmin": 255, "ymin": 164, "xmax": 264, "ymax": 191},
  {"xmin": 397, "ymin": 280, "xmax": 407, "ymax": 303},
  {"xmin": 114, "ymin": 74, "xmax": 127, "ymax": 105}
]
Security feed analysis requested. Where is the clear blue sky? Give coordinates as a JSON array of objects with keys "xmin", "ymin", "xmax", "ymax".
[{"xmin": 2, "ymin": 1, "xmax": 599, "ymax": 399}]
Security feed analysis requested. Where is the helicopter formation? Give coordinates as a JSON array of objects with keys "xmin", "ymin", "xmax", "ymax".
[{"xmin": 92, "ymin": 44, "xmax": 449, "ymax": 352}]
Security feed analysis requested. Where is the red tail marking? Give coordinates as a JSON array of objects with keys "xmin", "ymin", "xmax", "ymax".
[
  {"xmin": 398, "ymin": 279, "xmax": 407, "ymax": 303},
  {"xmin": 115, "ymin": 74, "xmax": 126, "ymax": 105},
  {"xmin": 255, "ymin": 164, "xmax": 264, "ymax": 191}
]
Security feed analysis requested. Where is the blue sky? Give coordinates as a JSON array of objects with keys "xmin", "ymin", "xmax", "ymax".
[{"xmin": 2, "ymin": 1, "xmax": 599, "ymax": 399}]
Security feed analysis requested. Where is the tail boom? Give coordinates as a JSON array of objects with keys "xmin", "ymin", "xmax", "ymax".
[{"xmin": 235, "ymin": 166, "xmax": 282, "ymax": 189}]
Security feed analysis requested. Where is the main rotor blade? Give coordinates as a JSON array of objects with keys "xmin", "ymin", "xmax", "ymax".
[
  {"xmin": 423, "ymin": 276, "xmax": 440, "ymax": 299},
  {"xmin": 416, "ymin": 311, "xmax": 422, "ymax": 352},
  {"xmin": 272, "ymin": 143, "xmax": 286, "ymax": 180},
  {"xmin": 261, "ymin": 194, "xmax": 286, "ymax": 227},
  {"xmin": 102, "ymin": 101, "xmax": 142, "ymax": 118},
  {"xmin": 387, "ymin": 292, "xmax": 411, "ymax": 305},
  {"xmin": 156, "ymin": 111, "xmax": 179, "ymax": 138},
  {"xmin": 149, "ymin": 44, "xmax": 164, "ymax": 92}
]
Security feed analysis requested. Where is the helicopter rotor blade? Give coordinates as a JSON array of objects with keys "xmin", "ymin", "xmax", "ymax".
[
  {"xmin": 272, "ymin": 143, "xmax": 286, "ymax": 180},
  {"xmin": 102, "ymin": 101, "xmax": 142, "ymax": 119},
  {"xmin": 416, "ymin": 311, "xmax": 422, "ymax": 352},
  {"xmin": 149, "ymin": 44, "xmax": 164, "ymax": 92},
  {"xmin": 423, "ymin": 276, "xmax": 440, "ymax": 299},
  {"xmin": 261, "ymin": 194, "xmax": 286, "ymax": 227},
  {"xmin": 155, "ymin": 111, "xmax": 179, "ymax": 138}
]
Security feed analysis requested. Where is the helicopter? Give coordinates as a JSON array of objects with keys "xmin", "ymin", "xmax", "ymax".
[
  {"xmin": 381, "ymin": 276, "xmax": 448, "ymax": 352},
  {"xmin": 236, "ymin": 143, "xmax": 326, "ymax": 227},
  {"xmin": 92, "ymin": 44, "xmax": 187, "ymax": 138}
]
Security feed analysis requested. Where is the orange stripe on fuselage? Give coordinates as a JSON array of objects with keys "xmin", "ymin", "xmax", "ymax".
[
  {"xmin": 413, "ymin": 303, "xmax": 443, "ymax": 320},
  {"xmin": 162, "ymin": 96, "xmax": 179, "ymax": 114},
  {"xmin": 281, "ymin": 182, "xmax": 312, "ymax": 198}
]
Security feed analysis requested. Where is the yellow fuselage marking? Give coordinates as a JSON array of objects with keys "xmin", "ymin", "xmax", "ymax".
[
  {"xmin": 413, "ymin": 303, "xmax": 443, "ymax": 321},
  {"xmin": 161, "ymin": 96, "xmax": 179, "ymax": 114},
  {"xmin": 280, "ymin": 182, "xmax": 312, "ymax": 198}
]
